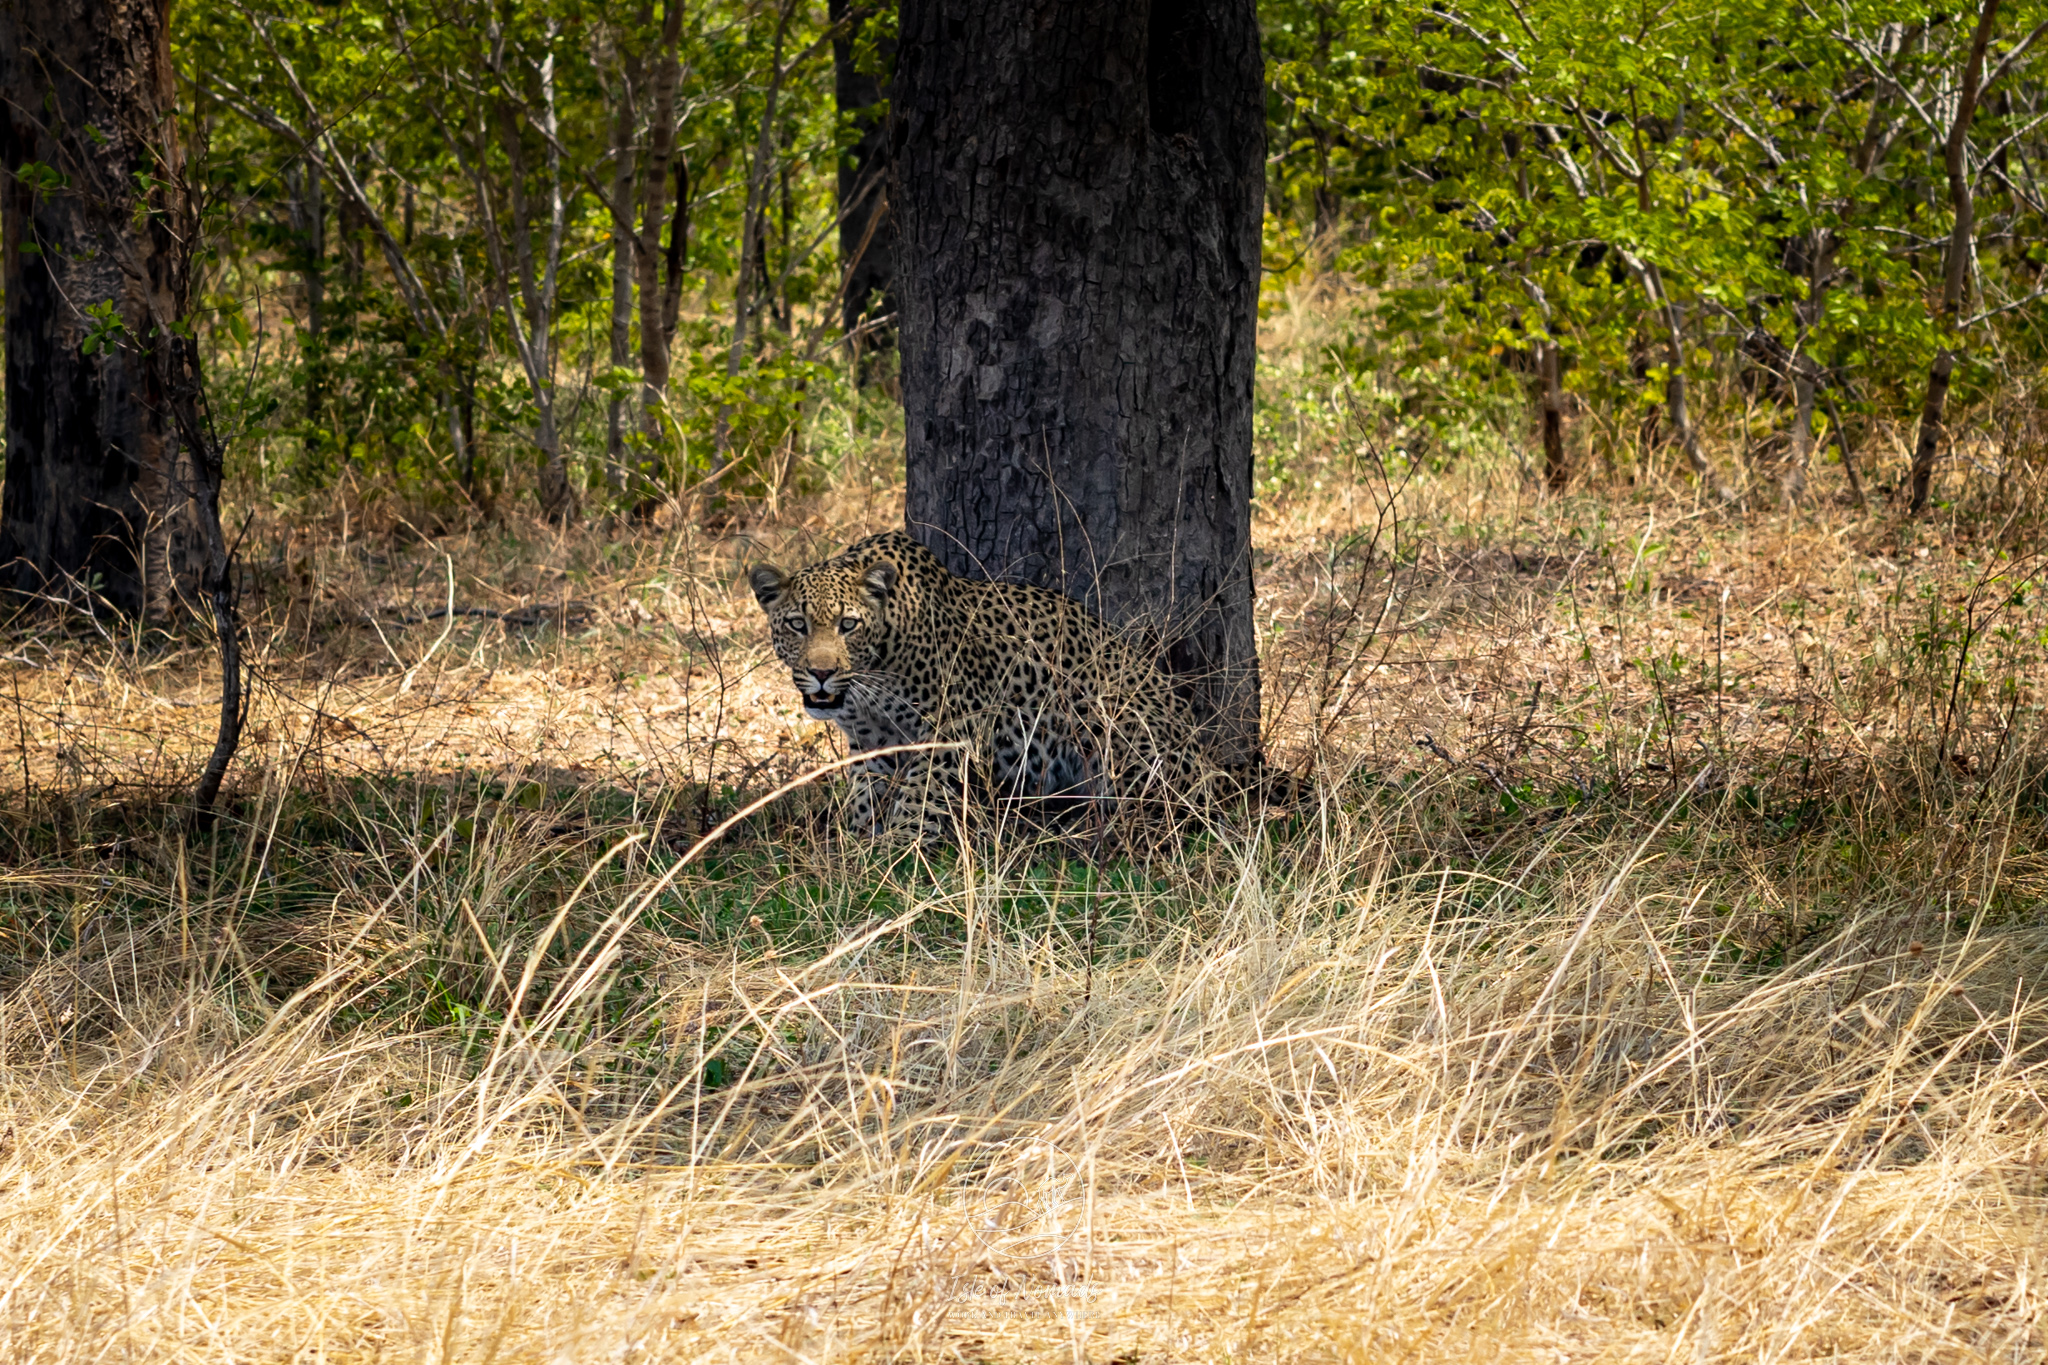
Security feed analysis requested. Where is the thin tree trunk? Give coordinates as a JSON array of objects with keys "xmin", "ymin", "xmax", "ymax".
[
  {"xmin": 1538, "ymin": 336, "xmax": 1567, "ymax": 490},
  {"xmin": 1911, "ymin": 350, "xmax": 1957, "ymax": 509},
  {"xmin": 1826, "ymin": 392, "xmax": 1868, "ymax": 510},
  {"xmin": 773, "ymin": 140, "xmax": 794, "ymax": 335},
  {"xmin": 1625, "ymin": 255, "xmax": 1734, "ymax": 502},
  {"xmin": 1911, "ymin": 0, "xmax": 2002, "ymax": 513},
  {"xmin": 662, "ymin": 153, "xmax": 689, "ymax": 335},
  {"xmin": 1512, "ymin": 147, "xmax": 1565, "ymax": 491},
  {"xmin": 714, "ymin": 0, "xmax": 796, "ymax": 490},
  {"xmin": 287, "ymin": 156, "xmax": 325, "ymax": 466},
  {"xmin": 479, "ymin": 17, "xmax": 574, "ymax": 521},
  {"xmin": 1784, "ymin": 368, "xmax": 1817, "ymax": 502},
  {"xmin": 636, "ymin": 0, "xmax": 685, "ymax": 460},
  {"xmin": 450, "ymin": 386, "xmax": 476, "ymax": 497},
  {"xmin": 605, "ymin": 61, "xmax": 639, "ymax": 494},
  {"xmin": 1776, "ymin": 225, "xmax": 1839, "ymax": 504},
  {"xmin": 525, "ymin": 32, "xmax": 573, "ymax": 520},
  {"xmin": 1659, "ymin": 306, "xmax": 1723, "ymax": 498},
  {"xmin": 895, "ymin": 0, "xmax": 1267, "ymax": 765},
  {"xmin": 829, "ymin": 0, "xmax": 895, "ymax": 379},
  {"xmin": 336, "ymin": 194, "xmax": 365, "ymax": 289}
]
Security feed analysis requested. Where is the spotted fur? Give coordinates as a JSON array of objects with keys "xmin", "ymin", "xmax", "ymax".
[{"xmin": 750, "ymin": 531, "xmax": 1216, "ymax": 843}]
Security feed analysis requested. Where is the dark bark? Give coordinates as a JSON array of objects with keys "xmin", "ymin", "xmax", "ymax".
[
  {"xmin": 829, "ymin": 0, "xmax": 895, "ymax": 367},
  {"xmin": 336, "ymin": 191, "xmax": 365, "ymax": 291},
  {"xmin": 895, "ymin": 0, "xmax": 1266, "ymax": 766},
  {"xmin": 664, "ymin": 154, "xmax": 689, "ymax": 324},
  {"xmin": 1912, "ymin": 350, "xmax": 1956, "ymax": 507},
  {"xmin": 1537, "ymin": 337, "xmax": 1567, "ymax": 491},
  {"xmin": 2, "ymin": 0, "xmax": 242, "ymax": 819},
  {"xmin": 1513, "ymin": 149, "xmax": 1564, "ymax": 491},
  {"xmin": 1826, "ymin": 392, "xmax": 1867, "ymax": 510},
  {"xmin": 286, "ymin": 156, "xmax": 325, "ymax": 464},
  {"xmin": 1911, "ymin": 0, "xmax": 2002, "ymax": 514},
  {"xmin": 0, "ymin": 0, "xmax": 220, "ymax": 615}
]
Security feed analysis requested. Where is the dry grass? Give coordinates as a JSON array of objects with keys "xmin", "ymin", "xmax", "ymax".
[
  {"xmin": 2, "ymin": 293, "xmax": 2047, "ymax": 1361},
  {"xmin": 0, "ymin": 801, "xmax": 2042, "ymax": 1362}
]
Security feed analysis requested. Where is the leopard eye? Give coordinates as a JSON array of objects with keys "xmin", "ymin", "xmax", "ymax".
[
  {"xmin": 838, "ymin": 615, "xmax": 861, "ymax": 633},
  {"xmin": 784, "ymin": 615, "xmax": 809, "ymax": 635}
]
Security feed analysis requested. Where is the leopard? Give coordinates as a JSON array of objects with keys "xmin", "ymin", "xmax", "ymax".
[{"xmin": 749, "ymin": 530, "xmax": 1225, "ymax": 844}]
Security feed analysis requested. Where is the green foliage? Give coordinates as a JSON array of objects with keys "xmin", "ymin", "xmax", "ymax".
[
  {"xmin": 79, "ymin": 300, "xmax": 130, "ymax": 356},
  {"xmin": 1266, "ymin": 0, "xmax": 2048, "ymax": 483},
  {"xmin": 175, "ymin": 0, "xmax": 851, "ymax": 514},
  {"xmin": 154, "ymin": 0, "xmax": 2048, "ymax": 514},
  {"xmin": 16, "ymin": 159, "xmax": 67, "ymax": 193}
]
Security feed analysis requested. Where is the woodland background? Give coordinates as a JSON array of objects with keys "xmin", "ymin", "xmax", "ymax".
[
  {"xmin": 0, "ymin": 2, "xmax": 2046, "ymax": 1362},
  {"xmin": 137, "ymin": 0, "xmax": 2048, "ymax": 521}
]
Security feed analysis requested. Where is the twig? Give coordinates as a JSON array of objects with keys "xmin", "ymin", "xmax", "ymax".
[{"xmin": 358, "ymin": 602, "xmax": 595, "ymax": 629}]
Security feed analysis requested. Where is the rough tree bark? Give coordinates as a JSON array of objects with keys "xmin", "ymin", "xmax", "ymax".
[
  {"xmin": 895, "ymin": 0, "xmax": 1267, "ymax": 767},
  {"xmin": 2, "ymin": 0, "xmax": 241, "ymax": 820},
  {"xmin": 829, "ymin": 0, "xmax": 894, "ymax": 366},
  {"xmin": 0, "ymin": 0, "xmax": 222, "ymax": 616}
]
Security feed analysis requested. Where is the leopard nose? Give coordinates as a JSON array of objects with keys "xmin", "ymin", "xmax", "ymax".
[{"xmin": 808, "ymin": 667, "xmax": 837, "ymax": 687}]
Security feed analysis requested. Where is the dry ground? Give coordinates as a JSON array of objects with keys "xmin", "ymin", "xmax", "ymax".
[
  {"xmin": 8, "ymin": 464, "xmax": 2031, "ymax": 811},
  {"xmin": 2, "ymin": 361, "xmax": 2046, "ymax": 1359}
]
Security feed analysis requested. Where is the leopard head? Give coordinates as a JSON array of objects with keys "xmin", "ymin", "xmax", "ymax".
[{"xmin": 750, "ymin": 554, "xmax": 901, "ymax": 718}]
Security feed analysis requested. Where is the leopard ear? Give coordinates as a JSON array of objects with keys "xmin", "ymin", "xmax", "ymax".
[
  {"xmin": 861, "ymin": 558, "xmax": 899, "ymax": 602},
  {"xmin": 749, "ymin": 565, "xmax": 788, "ymax": 609}
]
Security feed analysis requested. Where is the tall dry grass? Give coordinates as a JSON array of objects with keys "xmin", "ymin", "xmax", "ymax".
[
  {"xmin": 2, "ymin": 286, "xmax": 2047, "ymax": 1360},
  {"xmin": 0, "ymin": 775, "xmax": 2042, "ymax": 1361}
]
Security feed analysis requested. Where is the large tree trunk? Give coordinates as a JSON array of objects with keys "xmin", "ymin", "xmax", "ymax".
[
  {"xmin": 895, "ymin": 0, "xmax": 1267, "ymax": 766},
  {"xmin": 829, "ymin": 0, "xmax": 895, "ymax": 370},
  {"xmin": 0, "ymin": 0, "xmax": 220, "ymax": 615}
]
